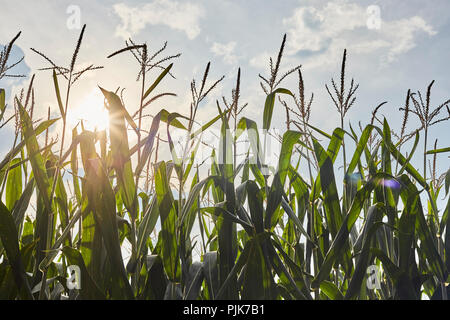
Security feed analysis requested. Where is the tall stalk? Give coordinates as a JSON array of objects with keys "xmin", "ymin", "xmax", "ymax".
[{"xmin": 38, "ymin": 26, "xmax": 85, "ymax": 299}]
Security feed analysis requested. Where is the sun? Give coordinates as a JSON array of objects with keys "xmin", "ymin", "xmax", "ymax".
[{"xmin": 68, "ymin": 89, "xmax": 109, "ymax": 131}]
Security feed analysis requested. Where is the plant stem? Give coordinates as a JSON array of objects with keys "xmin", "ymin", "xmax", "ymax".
[
  {"xmin": 40, "ymin": 71, "xmax": 73, "ymax": 300},
  {"xmin": 423, "ymin": 126, "xmax": 428, "ymax": 183},
  {"xmin": 341, "ymin": 114, "xmax": 347, "ymax": 173}
]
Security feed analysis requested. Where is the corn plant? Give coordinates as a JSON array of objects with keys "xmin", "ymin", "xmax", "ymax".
[{"xmin": 0, "ymin": 28, "xmax": 449, "ymax": 300}]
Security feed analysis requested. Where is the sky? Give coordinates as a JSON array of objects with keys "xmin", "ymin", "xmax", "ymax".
[
  {"xmin": 1, "ymin": 0, "xmax": 450, "ymax": 272},
  {"xmin": 0, "ymin": 0, "xmax": 449, "ymax": 197}
]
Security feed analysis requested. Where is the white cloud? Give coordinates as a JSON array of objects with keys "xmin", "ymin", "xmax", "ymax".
[
  {"xmin": 113, "ymin": 0, "xmax": 205, "ymax": 40},
  {"xmin": 276, "ymin": 0, "xmax": 436, "ymax": 68},
  {"xmin": 380, "ymin": 16, "xmax": 436, "ymax": 63},
  {"xmin": 249, "ymin": 51, "xmax": 271, "ymax": 69},
  {"xmin": 210, "ymin": 41, "xmax": 238, "ymax": 65}
]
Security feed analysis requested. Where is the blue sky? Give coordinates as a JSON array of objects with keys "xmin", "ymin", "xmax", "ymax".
[{"xmin": 0, "ymin": 0, "xmax": 449, "ymax": 188}]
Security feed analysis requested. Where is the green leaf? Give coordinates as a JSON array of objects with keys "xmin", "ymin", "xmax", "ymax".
[
  {"xmin": 183, "ymin": 262, "xmax": 204, "ymax": 300},
  {"xmin": 426, "ymin": 147, "xmax": 450, "ymax": 154},
  {"xmin": 39, "ymin": 209, "xmax": 82, "ymax": 271},
  {"xmin": 280, "ymin": 197, "xmax": 312, "ymax": 243},
  {"xmin": 345, "ymin": 210, "xmax": 384, "ymax": 300},
  {"xmin": 216, "ymin": 113, "xmax": 239, "ymax": 299},
  {"xmin": 311, "ymin": 174, "xmax": 392, "ymax": 289},
  {"xmin": 399, "ymin": 175, "xmax": 445, "ymax": 282},
  {"xmin": 312, "ymin": 138, "xmax": 343, "ymax": 239},
  {"xmin": 135, "ymin": 110, "xmax": 162, "ymax": 177},
  {"xmin": 154, "ymin": 161, "xmax": 179, "ymax": 282},
  {"xmin": 70, "ymin": 127, "xmax": 82, "ymax": 205},
  {"xmin": 216, "ymin": 236, "xmax": 253, "ymax": 299},
  {"xmin": 266, "ymin": 237, "xmax": 308, "ymax": 299},
  {"xmin": 100, "ymin": 87, "xmax": 137, "ymax": 220},
  {"xmin": 0, "ymin": 201, "xmax": 33, "ymax": 299},
  {"xmin": 180, "ymin": 176, "xmax": 212, "ymax": 225},
  {"xmin": 139, "ymin": 255, "xmax": 166, "ymax": 300},
  {"xmin": 246, "ymin": 181, "xmax": 264, "ymax": 234},
  {"xmin": 159, "ymin": 109, "xmax": 187, "ymax": 130},
  {"xmin": 11, "ymin": 178, "xmax": 34, "ymax": 234},
  {"xmin": 136, "ymin": 196, "xmax": 158, "ymax": 257},
  {"xmin": 346, "ymin": 124, "xmax": 374, "ymax": 175},
  {"xmin": 443, "ymin": 191, "xmax": 450, "ymax": 272},
  {"xmin": 241, "ymin": 238, "xmax": 274, "ymax": 299},
  {"xmin": 0, "ymin": 118, "xmax": 58, "ymax": 172},
  {"xmin": 237, "ymin": 117, "xmax": 263, "ymax": 169},
  {"xmin": 203, "ymin": 251, "xmax": 219, "ymax": 299},
  {"xmin": 5, "ymin": 158, "xmax": 22, "ymax": 211},
  {"xmin": 263, "ymin": 88, "xmax": 293, "ymax": 130},
  {"xmin": 202, "ymin": 206, "xmax": 253, "ymax": 230},
  {"xmin": 80, "ymin": 130, "xmax": 134, "ymax": 299},
  {"xmin": 320, "ymin": 281, "xmax": 344, "ymax": 300},
  {"xmin": 143, "ymin": 63, "xmax": 173, "ymax": 100},
  {"xmin": 0, "ymin": 88, "xmax": 5, "ymax": 120},
  {"xmin": 306, "ymin": 122, "xmax": 332, "ymax": 139},
  {"xmin": 370, "ymin": 248, "xmax": 401, "ymax": 282},
  {"xmin": 0, "ymin": 88, "xmax": 5, "ymax": 110},
  {"xmin": 310, "ymin": 127, "xmax": 345, "ymax": 202},
  {"xmin": 190, "ymin": 113, "xmax": 223, "ymax": 140},
  {"xmin": 78, "ymin": 132, "xmax": 105, "ymax": 283},
  {"xmin": 17, "ymin": 99, "xmax": 52, "ymax": 212},
  {"xmin": 62, "ymin": 246, "xmax": 106, "ymax": 299},
  {"xmin": 382, "ymin": 119, "xmax": 427, "ymax": 188},
  {"xmin": 278, "ymin": 130, "xmax": 302, "ymax": 187},
  {"xmin": 265, "ymin": 173, "xmax": 284, "ymax": 230},
  {"xmin": 270, "ymin": 236, "xmax": 312, "ymax": 299},
  {"xmin": 52, "ymin": 69, "xmax": 65, "ymax": 119},
  {"xmin": 398, "ymin": 192, "xmax": 418, "ymax": 272},
  {"xmin": 445, "ymin": 168, "xmax": 450, "ymax": 196},
  {"xmin": 397, "ymin": 130, "xmax": 420, "ymax": 175}
]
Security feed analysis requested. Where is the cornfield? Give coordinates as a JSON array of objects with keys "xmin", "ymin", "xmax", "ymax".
[{"xmin": 0, "ymin": 26, "xmax": 449, "ymax": 301}]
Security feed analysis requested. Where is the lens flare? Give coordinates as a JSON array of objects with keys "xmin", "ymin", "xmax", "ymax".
[{"xmin": 380, "ymin": 178, "xmax": 401, "ymax": 189}]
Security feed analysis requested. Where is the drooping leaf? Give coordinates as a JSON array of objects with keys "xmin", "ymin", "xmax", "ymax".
[
  {"xmin": 263, "ymin": 88, "xmax": 293, "ymax": 130},
  {"xmin": 142, "ymin": 63, "xmax": 173, "ymax": 100},
  {"xmin": 62, "ymin": 246, "xmax": 106, "ymax": 299},
  {"xmin": 5, "ymin": 158, "xmax": 22, "ymax": 211},
  {"xmin": 0, "ymin": 201, "xmax": 33, "ymax": 300},
  {"xmin": 320, "ymin": 281, "xmax": 344, "ymax": 300},
  {"xmin": 100, "ymin": 87, "xmax": 137, "ymax": 220}
]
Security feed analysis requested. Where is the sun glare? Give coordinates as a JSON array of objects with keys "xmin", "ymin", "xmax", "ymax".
[{"xmin": 68, "ymin": 89, "xmax": 109, "ymax": 131}]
